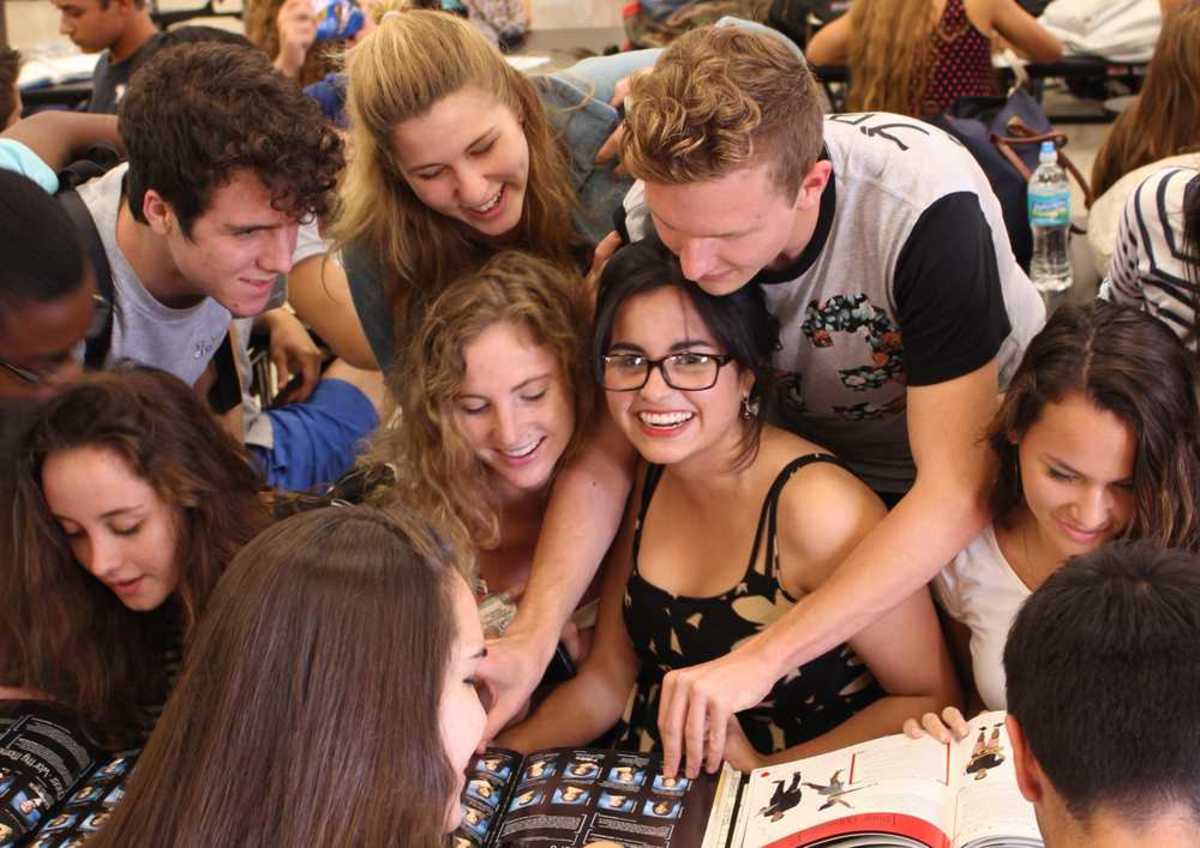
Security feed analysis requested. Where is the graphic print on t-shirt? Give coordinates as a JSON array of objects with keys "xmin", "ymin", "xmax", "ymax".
[{"xmin": 778, "ymin": 292, "xmax": 907, "ymax": 422}]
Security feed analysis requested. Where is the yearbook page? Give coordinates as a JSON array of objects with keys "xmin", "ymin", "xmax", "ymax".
[
  {"xmin": 455, "ymin": 747, "xmax": 723, "ymax": 847},
  {"xmin": 0, "ymin": 701, "xmax": 138, "ymax": 848},
  {"xmin": 727, "ymin": 711, "xmax": 1041, "ymax": 848}
]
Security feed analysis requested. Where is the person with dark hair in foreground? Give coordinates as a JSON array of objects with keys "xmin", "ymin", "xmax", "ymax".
[
  {"xmin": 0, "ymin": 169, "xmax": 94, "ymax": 475},
  {"xmin": 1003, "ymin": 541, "xmax": 1200, "ymax": 847},
  {"xmin": 0, "ymin": 171, "xmax": 92, "ymax": 409}
]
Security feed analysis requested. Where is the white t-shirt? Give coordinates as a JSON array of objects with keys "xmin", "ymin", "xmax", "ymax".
[{"xmin": 932, "ymin": 523, "xmax": 1031, "ymax": 710}]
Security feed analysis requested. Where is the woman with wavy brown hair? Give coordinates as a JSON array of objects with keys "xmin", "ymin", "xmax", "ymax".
[
  {"xmin": 88, "ymin": 505, "xmax": 489, "ymax": 848},
  {"xmin": 0, "ymin": 366, "xmax": 269, "ymax": 748},
  {"xmin": 907, "ymin": 300, "xmax": 1200, "ymax": 741},
  {"xmin": 370, "ymin": 250, "xmax": 597, "ymax": 651},
  {"xmin": 1091, "ymin": 3, "xmax": 1200, "ymax": 200}
]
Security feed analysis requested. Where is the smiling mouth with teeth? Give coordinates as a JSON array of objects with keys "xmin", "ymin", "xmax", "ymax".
[
  {"xmin": 638, "ymin": 411, "xmax": 695, "ymax": 427},
  {"xmin": 499, "ymin": 438, "xmax": 541, "ymax": 458},
  {"xmin": 470, "ymin": 187, "xmax": 503, "ymax": 214}
]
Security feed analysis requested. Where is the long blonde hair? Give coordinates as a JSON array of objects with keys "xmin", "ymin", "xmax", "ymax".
[
  {"xmin": 1090, "ymin": 3, "xmax": 1200, "ymax": 199},
  {"xmin": 330, "ymin": 5, "xmax": 582, "ymax": 356},
  {"xmin": 847, "ymin": 0, "xmax": 959, "ymax": 116},
  {"xmin": 369, "ymin": 251, "xmax": 593, "ymax": 560}
]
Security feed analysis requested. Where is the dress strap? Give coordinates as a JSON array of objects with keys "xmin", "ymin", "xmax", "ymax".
[
  {"xmin": 746, "ymin": 453, "xmax": 849, "ymax": 586},
  {"xmin": 630, "ymin": 464, "xmax": 667, "ymax": 576}
]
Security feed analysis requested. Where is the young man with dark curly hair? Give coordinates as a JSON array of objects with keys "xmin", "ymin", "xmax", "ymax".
[{"xmin": 71, "ymin": 41, "xmax": 380, "ymax": 491}]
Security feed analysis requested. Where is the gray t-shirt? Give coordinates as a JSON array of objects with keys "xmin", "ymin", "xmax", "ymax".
[{"xmin": 75, "ymin": 164, "xmax": 231, "ymax": 387}]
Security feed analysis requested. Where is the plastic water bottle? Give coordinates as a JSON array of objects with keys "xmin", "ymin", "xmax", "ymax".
[{"xmin": 1028, "ymin": 140, "xmax": 1072, "ymax": 295}]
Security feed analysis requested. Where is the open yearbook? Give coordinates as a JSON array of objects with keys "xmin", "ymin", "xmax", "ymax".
[
  {"xmin": 0, "ymin": 701, "xmax": 138, "ymax": 848},
  {"xmin": 454, "ymin": 711, "xmax": 1042, "ymax": 848}
]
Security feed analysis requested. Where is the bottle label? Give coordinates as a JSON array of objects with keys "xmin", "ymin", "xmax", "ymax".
[{"xmin": 1028, "ymin": 190, "xmax": 1070, "ymax": 227}]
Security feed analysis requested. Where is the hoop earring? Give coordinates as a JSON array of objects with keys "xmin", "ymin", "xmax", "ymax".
[{"xmin": 741, "ymin": 395, "xmax": 760, "ymax": 420}]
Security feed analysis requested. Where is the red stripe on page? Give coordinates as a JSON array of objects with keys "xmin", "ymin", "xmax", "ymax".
[{"xmin": 761, "ymin": 812, "xmax": 951, "ymax": 848}]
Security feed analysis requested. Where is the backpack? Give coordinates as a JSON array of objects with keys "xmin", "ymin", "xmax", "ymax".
[
  {"xmin": 54, "ymin": 147, "xmax": 242, "ymax": 413},
  {"xmin": 929, "ymin": 89, "xmax": 1092, "ymax": 272},
  {"xmin": 55, "ymin": 143, "xmax": 121, "ymax": 370}
]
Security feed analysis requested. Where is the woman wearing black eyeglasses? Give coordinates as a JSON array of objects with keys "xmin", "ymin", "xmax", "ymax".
[{"xmin": 496, "ymin": 233, "xmax": 959, "ymax": 773}]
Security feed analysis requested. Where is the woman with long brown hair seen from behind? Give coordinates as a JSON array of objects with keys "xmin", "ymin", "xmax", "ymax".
[
  {"xmin": 1090, "ymin": 3, "xmax": 1200, "ymax": 200},
  {"xmin": 1085, "ymin": 4, "xmax": 1200, "ymax": 274},
  {"xmin": 806, "ymin": 0, "xmax": 1061, "ymax": 117},
  {"xmin": 89, "ymin": 505, "xmax": 490, "ymax": 848},
  {"xmin": 371, "ymin": 250, "xmax": 598, "ymax": 656},
  {"xmin": 0, "ymin": 366, "xmax": 269, "ymax": 748},
  {"xmin": 905, "ymin": 300, "xmax": 1200, "ymax": 742}
]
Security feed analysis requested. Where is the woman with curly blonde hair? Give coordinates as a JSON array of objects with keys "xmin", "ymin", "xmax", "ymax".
[
  {"xmin": 807, "ymin": 0, "xmax": 1060, "ymax": 117},
  {"xmin": 369, "ymin": 251, "xmax": 597, "ymax": 652}
]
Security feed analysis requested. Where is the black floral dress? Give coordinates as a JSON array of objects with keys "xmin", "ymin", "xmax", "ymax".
[{"xmin": 615, "ymin": 454, "xmax": 885, "ymax": 756}]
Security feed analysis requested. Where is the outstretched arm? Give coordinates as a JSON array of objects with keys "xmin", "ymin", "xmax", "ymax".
[
  {"xmin": 482, "ymin": 412, "xmax": 636, "ymax": 739},
  {"xmin": 657, "ymin": 361, "xmax": 999, "ymax": 778},
  {"xmin": 2, "ymin": 111, "xmax": 122, "ymax": 171},
  {"xmin": 989, "ymin": 0, "xmax": 1062, "ymax": 63},
  {"xmin": 496, "ymin": 487, "xmax": 640, "ymax": 753},
  {"xmin": 724, "ymin": 462, "xmax": 961, "ymax": 771},
  {"xmin": 806, "ymin": 14, "xmax": 853, "ymax": 66}
]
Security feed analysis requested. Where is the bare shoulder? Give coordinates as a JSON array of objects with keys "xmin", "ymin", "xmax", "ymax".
[{"xmin": 762, "ymin": 430, "xmax": 886, "ymax": 591}]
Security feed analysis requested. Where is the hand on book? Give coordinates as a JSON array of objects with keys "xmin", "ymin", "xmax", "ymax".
[
  {"xmin": 481, "ymin": 628, "xmax": 544, "ymax": 740},
  {"xmin": 658, "ymin": 644, "xmax": 777, "ymax": 779},
  {"xmin": 901, "ymin": 706, "xmax": 970, "ymax": 744}
]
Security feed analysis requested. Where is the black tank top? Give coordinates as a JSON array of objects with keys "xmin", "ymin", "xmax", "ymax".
[{"xmin": 616, "ymin": 454, "xmax": 884, "ymax": 755}]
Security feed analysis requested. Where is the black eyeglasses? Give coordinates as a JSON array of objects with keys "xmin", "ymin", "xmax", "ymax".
[
  {"xmin": 601, "ymin": 352, "xmax": 735, "ymax": 392},
  {"xmin": 0, "ymin": 294, "xmax": 110, "ymax": 386}
]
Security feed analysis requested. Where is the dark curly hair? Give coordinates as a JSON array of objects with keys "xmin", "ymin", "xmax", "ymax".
[{"xmin": 119, "ymin": 42, "xmax": 344, "ymax": 235}]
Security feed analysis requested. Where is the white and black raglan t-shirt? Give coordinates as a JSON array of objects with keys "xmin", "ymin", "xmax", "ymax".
[{"xmin": 624, "ymin": 113, "xmax": 1046, "ymax": 493}]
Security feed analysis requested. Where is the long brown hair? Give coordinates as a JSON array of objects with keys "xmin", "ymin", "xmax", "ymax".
[
  {"xmin": 89, "ymin": 506, "xmax": 462, "ymax": 848},
  {"xmin": 370, "ymin": 250, "xmax": 594, "ymax": 557},
  {"xmin": 0, "ymin": 367, "xmax": 269, "ymax": 747},
  {"xmin": 1091, "ymin": 4, "xmax": 1200, "ymax": 199},
  {"xmin": 330, "ymin": 4, "xmax": 583, "ymax": 360},
  {"xmin": 988, "ymin": 301, "xmax": 1200, "ymax": 550}
]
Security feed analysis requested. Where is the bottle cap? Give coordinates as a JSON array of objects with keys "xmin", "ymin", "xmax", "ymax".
[{"xmin": 1039, "ymin": 140, "xmax": 1057, "ymax": 164}]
